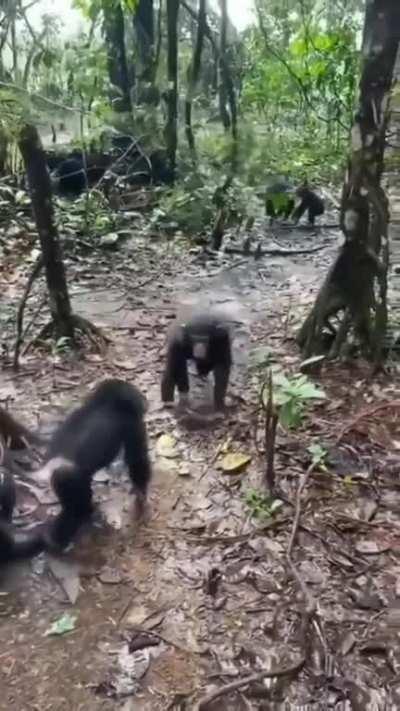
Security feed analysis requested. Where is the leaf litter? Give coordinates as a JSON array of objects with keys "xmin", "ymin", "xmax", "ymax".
[{"xmin": 2, "ymin": 198, "xmax": 400, "ymax": 709}]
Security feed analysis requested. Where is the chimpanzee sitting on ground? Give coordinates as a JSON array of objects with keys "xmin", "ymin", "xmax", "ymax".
[
  {"xmin": 292, "ymin": 184, "xmax": 325, "ymax": 226},
  {"xmin": 51, "ymin": 155, "xmax": 87, "ymax": 197},
  {"xmin": 0, "ymin": 467, "xmax": 44, "ymax": 564},
  {"xmin": 36, "ymin": 379, "xmax": 152, "ymax": 552},
  {"xmin": 161, "ymin": 313, "xmax": 232, "ymax": 412}
]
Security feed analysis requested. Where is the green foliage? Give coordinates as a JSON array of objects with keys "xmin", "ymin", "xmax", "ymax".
[
  {"xmin": 73, "ymin": 0, "xmax": 139, "ymax": 20},
  {"xmin": 270, "ymin": 373, "xmax": 326, "ymax": 429},
  {"xmin": 150, "ymin": 182, "xmax": 215, "ymax": 234},
  {"xmin": 45, "ymin": 613, "xmax": 77, "ymax": 636},
  {"xmin": 52, "ymin": 336, "xmax": 73, "ymax": 356},
  {"xmin": 307, "ymin": 443, "xmax": 328, "ymax": 470},
  {"xmin": 244, "ymin": 488, "xmax": 283, "ymax": 522},
  {"xmin": 240, "ymin": 10, "xmax": 361, "ymax": 181}
]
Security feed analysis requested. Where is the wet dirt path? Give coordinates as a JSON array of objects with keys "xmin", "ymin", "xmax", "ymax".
[{"xmin": 0, "ymin": 224, "xmax": 347, "ymax": 710}]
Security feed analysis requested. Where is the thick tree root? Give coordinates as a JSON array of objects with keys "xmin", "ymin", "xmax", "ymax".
[{"xmin": 32, "ymin": 314, "xmax": 110, "ymax": 353}]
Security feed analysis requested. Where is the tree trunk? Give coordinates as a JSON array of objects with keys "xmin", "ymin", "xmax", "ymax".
[
  {"xmin": 0, "ymin": 127, "xmax": 8, "ymax": 174},
  {"xmin": 218, "ymin": 0, "xmax": 230, "ymax": 131},
  {"xmin": 18, "ymin": 125, "xmax": 74, "ymax": 340},
  {"xmin": 164, "ymin": 0, "xmax": 180, "ymax": 178},
  {"xmin": 182, "ymin": 0, "xmax": 237, "ymax": 139},
  {"xmin": 102, "ymin": 0, "xmax": 132, "ymax": 113},
  {"xmin": 134, "ymin": 0, "xmax": 155, "ymax": 82},
  {"xmin": 185, "ymin": 0, "xmax": 206, "ymax": 157},
  {"xmin": 298, "ymin": 1, "xmax": 400, "ymax": 363},
  {"xmin": 154, "ymin": 0, "xmax": 164, "ymax": 80}
]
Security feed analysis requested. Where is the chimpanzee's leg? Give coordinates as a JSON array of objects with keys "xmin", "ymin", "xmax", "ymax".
[
  {"xmin": 46, "ymin": 468, "xmax": 93, "ymax": 551},
  {"xmin": 308, "ymin": 201, "xmax": 324, "ymax": 225},
  {"xmin": 283, "ymin": 198, "xmax": 295, "ymax": 220},
  {"xmin": 212, "ymin": 330, "xmax": 232, "ymax": 410},
  {"xmin": 292, "ymin": 200, "xmax": 307, "ymax": 224},
  {"xmin": 161, "ymin": 340, "xmax": 190, "ymax": 403},
  {"xmin": 123, "ymin": 419, "xmax": 152, "ymax": 520},
  {"xmin": 213, "ymin": 364, "xmax": 231, "ymax": 410},
  {"xmin": 265, "ymin": 199, "xmax": 276, "ymax": 226}
]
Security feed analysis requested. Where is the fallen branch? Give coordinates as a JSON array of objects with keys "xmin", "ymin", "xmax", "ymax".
[
  {"xmin": 195, "ymin": 656, "xmax": 305, "ymax": 710},
  {"xmin": 262, "ymin": 371, "xmax": 278, "ymax": 492},
  {"xmin": 13, "ymin": 255, "xmax": 44, "ymax": 370},
  {"xmin": 287, "ymin": 462, "xmax": 315, "ymax": 558},
  {"xmin": 286, "ymin": 462, "xmax": 317, "ymax": 625},
  {"xmin": 225, "ymin": 245, "xmax": 325, "ymax": 256},
  {"xmin": 336, "ymin": 400, "xmax": 400, "ymax": 443}
]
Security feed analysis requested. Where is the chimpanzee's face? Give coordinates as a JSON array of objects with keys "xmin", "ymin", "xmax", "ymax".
[
  {"xmin": 192, "ymin": 336, "xmax": 210, "ymax": 376},
  {"xmin": 192, "ymin": 339, "xmax": 208, "ymax": 361}
]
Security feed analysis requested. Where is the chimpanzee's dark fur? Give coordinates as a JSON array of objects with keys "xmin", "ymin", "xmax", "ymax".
[
  {"xmin": 52, "ymin": 156, "xmax": 87, "ymax": 196},
  {"xmin": 161, "ymin": 314, "xmax": 232, "ymax": 411},
  {"xmin": 0, "ymin": 468, "xmax": 44, "ymax": 564},
  {"xmin": 0, "ymin": 468, "xmax": 16, "ymax": 523},
  {"xmin": 41, "ymin": 379, "xmax": 152, "ymax": 551},
  {"xmin": 292, "ymin": 186, "xmax": 324, "ymax": 225}
]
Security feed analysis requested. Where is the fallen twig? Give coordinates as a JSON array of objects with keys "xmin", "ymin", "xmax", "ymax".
[
  {"xmin": 225, "ymin": 245, "xmax": 325, "ymax": 256},
  {"xmin": 262, "ymin": 371, "xmax": 278, "ymax": 492},
  {"xmin": 13, "ymin": 255, "xmax": 44, "ymax": 370},
  {"xmin": 287, "ymin": 462, "xmax": 315, "ymax": 558},
  {"xmin": 286, "ymin": 462, "xmax": 317, "ymax": 625},
  {"xmin": 195, "ymin": 655, "xmax": 305, "ymax": 710},
  {"xmin": 336, "ymin": 400, "xmax": 400, "ymax": 443}
]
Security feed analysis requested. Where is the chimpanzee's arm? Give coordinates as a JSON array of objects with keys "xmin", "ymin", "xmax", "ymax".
[
  {"xmin": 211, "ymin": 327, "xmax": 232, "ymax": 410},
  {"xmin": 213, "ymin": 364, "xmax": 231, "ymax": 410},
  {"xmin": 123, "ymin": 417, "xmax": 152, "ymax": 519},
  {"xmin": 292, "ymin": 200, "xmax": 307, "ymax": 224},
  {"xmin": 161, "ymin": 336, "xmax": 190, "ymax": 402}
]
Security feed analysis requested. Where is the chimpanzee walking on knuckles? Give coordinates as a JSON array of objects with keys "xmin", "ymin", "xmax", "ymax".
[
  {"xmin": 161, "ymin": 313, "xmax": 232, "ymax": 412},
  {"xmin": 265, "ymin": 178, "xmax": 324, "ymax": 226},
  {"xmin": 36, "ymin": 379, "xmax": 152, "ymax": 552}
]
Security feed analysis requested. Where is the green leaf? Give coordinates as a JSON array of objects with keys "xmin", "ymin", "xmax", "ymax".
[
  {"xmin": 307, "ymin": 443, "xmax": 327, "ymax": 467},
  {"xmin": 45, "ymin": 613, "xmax": 77, "ymax": 637}
]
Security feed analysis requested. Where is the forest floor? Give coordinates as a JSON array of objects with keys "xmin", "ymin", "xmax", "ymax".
[{"xmin": 1, "ymin": 193, "xmax": 400, "ymax": 710}]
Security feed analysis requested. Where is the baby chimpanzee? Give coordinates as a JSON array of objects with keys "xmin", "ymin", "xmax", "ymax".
[
  {"xmin": 37, "ymin": 379, "xmax": 152, "ymax": 552},
  {"xmin": 161, "ymin": 313, "xmax": 232, "ymax": 411}
]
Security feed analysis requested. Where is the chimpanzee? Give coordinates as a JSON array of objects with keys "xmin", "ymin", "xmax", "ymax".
[
  {"xmin": 0, "ymin": 468, "xmax": 16, "ymax": 523},
  {"xmin": 51, "ymin": 155, "xmax": 87, "ymax": 197},
  {"xmin": 0, "ymin": 468, "xmax": 44, "ymax": 564},
  {"xmin": 161, "ymin": 313, "xmax": 232, "ymax": 411},
  {"xmin": 265, "ymin": 180, "xmax": 295, "ymax": 223},
  {"xmin": 292, "ymin": 184, "xmax": 325, "ymax": 226},
  {"xmin": 0, "ymin": 407, "xmax": 43, "ymax": 450},
  {"xmin": 36, "ymin": 379, "xmax": 152, "ymax": 552}
]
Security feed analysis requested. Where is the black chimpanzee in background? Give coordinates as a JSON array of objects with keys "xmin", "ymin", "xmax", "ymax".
[
  {"xmin": 37, "ymin": 379, "xmax": 152, "ymax": 552},
  {"xmin": 292, "ymin": 183, "xmax": 325, "ymax": 226},
  {"xmin": 51, "ymin": 154, "xmax": 87, "ymax": 197},
  {"xmin": 161, "ymin": 313, "xmax": 232, "ymax": 412}
]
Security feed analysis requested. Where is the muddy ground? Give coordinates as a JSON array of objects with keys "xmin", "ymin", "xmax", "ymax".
[{"xmin": 1, "ymin": 206, "xmax": 400, "ymax": 711}]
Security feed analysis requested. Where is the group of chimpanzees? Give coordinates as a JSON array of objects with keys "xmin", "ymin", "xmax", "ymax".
[
  {"xmin": 48, "ymin": 135, "xmax": 174, "ymax": 198},
  {"xmin": 49, "ymin": 151, "xmax": 325, "ymax": 229},
  {"xmin": 0, "ymin": 312, "xmax": 232, "ymax": 566}
]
